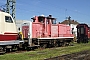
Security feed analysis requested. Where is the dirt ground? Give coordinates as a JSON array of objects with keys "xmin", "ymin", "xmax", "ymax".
[{"xmin": 44, "ymin": 50, "xmax": 90, "ymax": 60}]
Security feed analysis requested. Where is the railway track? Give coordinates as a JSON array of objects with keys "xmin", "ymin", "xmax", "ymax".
[
  {"xmin": 0, "ymin": 43, "xmax": 74, "ymax": 55},
  {"xmin": 44, "ymin": 50, "xmax": 90, "ymax": 60}
]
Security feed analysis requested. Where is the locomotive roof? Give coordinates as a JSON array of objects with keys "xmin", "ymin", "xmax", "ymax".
[
  {"xmin": 77, "ymin": 24, "xmax": 88, "ymax": 28},
  {"xmin": 0, "ymin": 11, "xmax": 11, "ymax": 16},
  {"xmin": 31, "ymin": 15, "xmax": 56, "ymax": 20}
]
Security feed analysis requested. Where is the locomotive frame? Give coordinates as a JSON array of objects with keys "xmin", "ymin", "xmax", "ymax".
[{"xmin": 21, "ymin": 15, "xmax": 74, "ymax": 48}]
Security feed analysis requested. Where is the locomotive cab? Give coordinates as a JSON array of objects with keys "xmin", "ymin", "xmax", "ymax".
[
  {"xmin": 31, "ymin": 15, "xmax": 45, "ymax": 23},
  {"xmin": 46, "ymin": 15, "xmax": 56, "ymax": 24}
]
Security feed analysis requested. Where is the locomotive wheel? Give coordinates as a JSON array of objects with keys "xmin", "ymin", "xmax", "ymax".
[
  {"xmin": 82, "ymin": 39, "xmax": 84, "ymax": 43},
  {"xmin": 54, "ymin": 43, "xmax": 58, "ymax": 47},
  {"xmin": 87, "ymin": 40, "xmax": 88, "ymax": 43},
  {"xmin": 77, "ymin": 40, "xmax": 80, "ymax": 43},
  {"xmin": 85, "ymin": 39, "xmax": 88, "ymax": 43},
  {"xmin": 3, "ymin": 48, "xmax": 6, "ymax": 53},
  {"xmin": 62, "ymin": 42, "xmax": 66, "ymax": 47},
  {"xmin": 85, "ymin": 37, "xmax": 88, "ymax": 43},
  {"xmin": 41, "ymin": 44, "xmax": 47, "ymax": 49},
  {"xmin": 0, "ymin": 47, "xmax": 6, "ymax": 54}
]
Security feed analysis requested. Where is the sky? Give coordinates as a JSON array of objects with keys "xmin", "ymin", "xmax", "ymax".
[{"xmin": 0, "ymin": 0, "xmax": 90, "ymax": 24}]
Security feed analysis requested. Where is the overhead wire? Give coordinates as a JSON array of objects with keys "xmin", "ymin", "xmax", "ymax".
[
  {"xmin": 15, "ymin": 1, "xmax": 90, "ymax": 23},
  {"xmin": 16, "ymin": 1, "xmax": 90, "ymax": 17},
  {"xmin": 16, "ymin": 1, "xmax": 66, "ymax": 19},
  {"xmin": 1, "ymin": 0, "xmax": 90, "ymax": 17},
  {"xmin": 1, "ymin": 0, "xmax": 90, "ymax": 23}
]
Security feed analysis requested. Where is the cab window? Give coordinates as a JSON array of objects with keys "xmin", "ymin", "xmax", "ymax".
[
  {"xmin": 5, "ymin": 16, "xmax": 13, "ymax": 23},
  {"xmin": 52, "ymin": 20, "xmax": 56, "ymax": 24}
]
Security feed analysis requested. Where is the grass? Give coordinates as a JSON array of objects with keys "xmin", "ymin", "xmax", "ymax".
[{"xmin": 0, "ymin": 42, "xmax": 90, "ymax": 60}]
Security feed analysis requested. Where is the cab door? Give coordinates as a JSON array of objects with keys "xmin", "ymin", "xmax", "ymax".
[{"xmin": 22, "ymin": 25, "xmax": 29, "ymax": 39}]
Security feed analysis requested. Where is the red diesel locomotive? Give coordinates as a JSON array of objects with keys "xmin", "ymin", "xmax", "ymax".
[{"xmin": 21, "ymin": 15, "xmax": 74, "ymax": 48}]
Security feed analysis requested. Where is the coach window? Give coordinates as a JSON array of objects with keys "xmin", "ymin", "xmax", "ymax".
[{"xmin": 5, "ymin": 16, "xmax": 13, "ymax": 23}]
